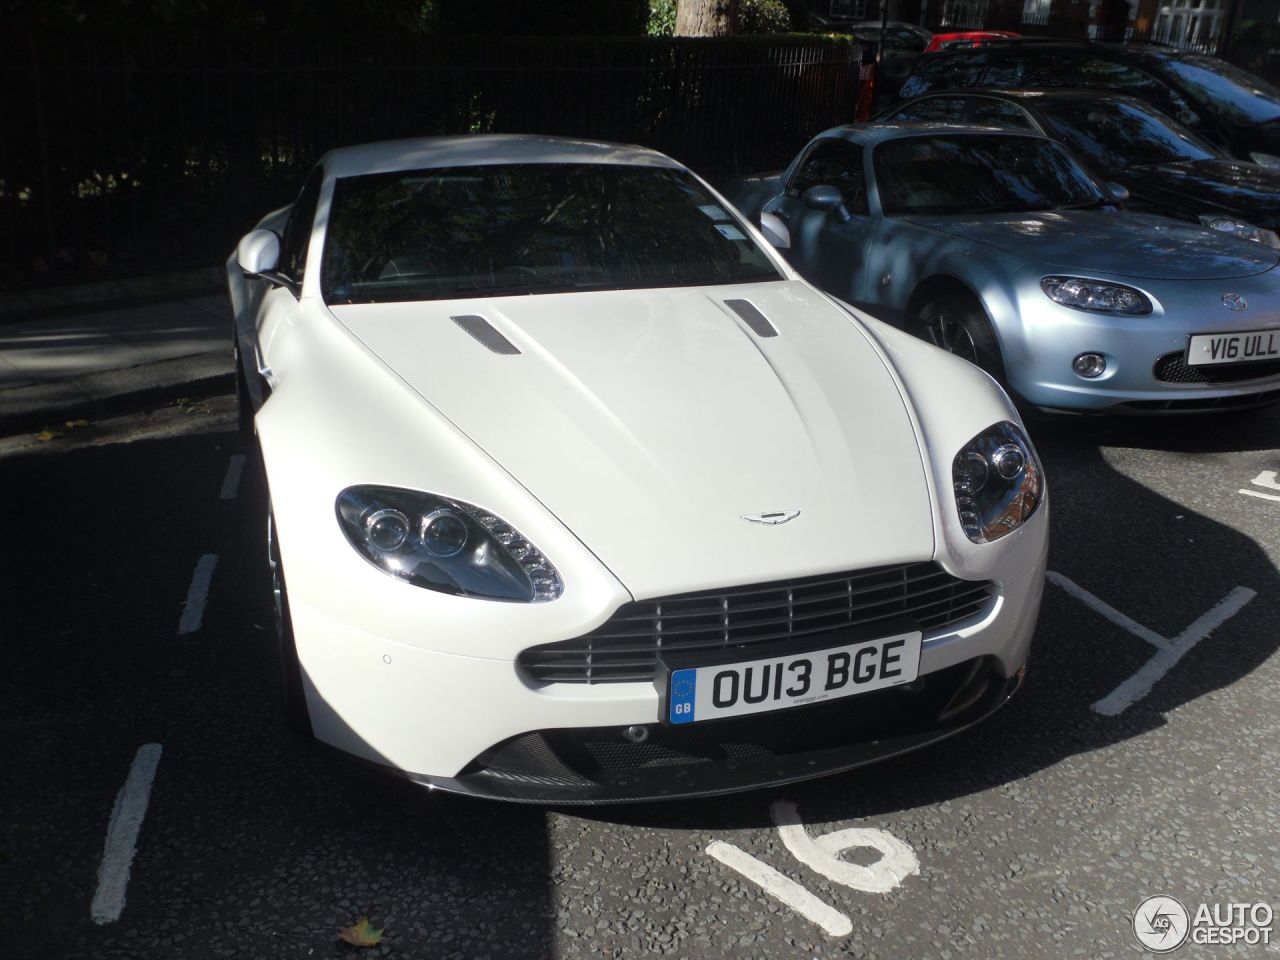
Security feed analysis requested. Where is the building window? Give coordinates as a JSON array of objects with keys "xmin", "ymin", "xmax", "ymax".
[
  {"xmin": 1021, "ymin": 0, "xmax": 1052, "ymax": 25},
  {"xmin": 942, "ymin": 0, "xmax": 990, "ymax": 27},
  {"xmin": 1153, "ymin": 0, "xmax": 1223, "ymax": 51}
]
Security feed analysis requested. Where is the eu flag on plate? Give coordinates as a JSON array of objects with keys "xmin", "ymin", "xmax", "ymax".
[{"xmin": 669, "ymin": 668, "xmax": 697, "ymax": 724}]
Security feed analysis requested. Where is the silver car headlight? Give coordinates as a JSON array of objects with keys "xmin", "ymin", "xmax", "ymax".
[
  {"xmin": 1198, "ymin": 214, "xmax": 1280, "ymax": 249},
  {"xmin": 1041, "ymin": 276, "xmax": 1152, "ymax": 315},
  {"xmin": 952, "ymin": 423, "xmax": 1043, "ymax": 544},
  {"xmin": 336, "ymin": 486, "xmax": 563, "ymax": 602}
]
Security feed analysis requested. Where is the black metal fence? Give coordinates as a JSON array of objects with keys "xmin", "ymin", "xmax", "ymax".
[{"xmin": 0, "ymin": 31, "xmax": 861, "ymax": 290}]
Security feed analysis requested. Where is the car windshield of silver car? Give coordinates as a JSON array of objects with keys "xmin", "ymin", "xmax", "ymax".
[{"xmin": 873, "ymin": 134, "xmax": 1104, "ymax": 216}]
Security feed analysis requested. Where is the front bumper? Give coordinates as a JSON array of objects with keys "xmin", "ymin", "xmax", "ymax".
[
  {"xmin": 1003, "ymin": 286, "xmax": 1280, "ymax": 413},
  {"xmin": 288, "ymin": 555, "xmax": 1045, "ymax": 803},
  {"xmin": 412, "ymin": 656, "xmax": 1024, "ymax": 804}
]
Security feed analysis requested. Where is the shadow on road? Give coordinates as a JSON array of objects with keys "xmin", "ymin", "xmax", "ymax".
[{"xmin": 0, "ymin": 422, "xmax": 556, "ymax": 960}]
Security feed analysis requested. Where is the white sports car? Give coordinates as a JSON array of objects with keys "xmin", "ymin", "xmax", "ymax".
[{"xmin": 227, "ymin": 135, "xmax": 1048, "ymax": 803}]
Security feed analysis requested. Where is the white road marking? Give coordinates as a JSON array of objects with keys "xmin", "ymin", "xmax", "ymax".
[
  {"xmin": 219, "ymin": 454, "xmax": 246, "ymax": 500},
  {"xmin": 706, "ymin": 841, "xmax": 852, "ymax": 937},
  {"xmin": 772, "ymin": 801, "xmax": 919, "ymax": 894},
  {"xmin": 1047, "ymin": 571, "xmax": 1168, "ymax": 651},
  {"xmin": 1250, "ymin": 470, "xmax": 1280, "ymax": 490},
  {"xmin": 177, "ymin": 554, "xmax": 218, "ymax": 635},
  {"xmin": 1078, "ymin": 585, "xmax": 1257, "ymax": 717},
  {"xmin": 1240, "ymin": 471, "xmax": 1280, "ymax": 501},
  {"xmin": 90, "ymin": 743, "xmax": 162, "ymax": 925},
  {"xmin": 1240, "ymin": 488, "xmax": 1280, "ymax": 502}
]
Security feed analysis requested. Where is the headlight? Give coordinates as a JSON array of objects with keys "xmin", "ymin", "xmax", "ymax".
[
  {"xmin": 1041, "ymin": 276, "xmax": 1152, "ymax": 314},
  {"xmin": 1249, "ymin": 151, "xmax": 1280, "ymax": 171},
  {"xmin": 1197, "ymin": 214, "xmax": 1280, "ymax": 249},
  {"xmin": 336, "ymin": 486, "xmax": 563, "ymax": 602},
  {"xmin": 952, "ymin": 422, "xmax": 1043, "ymax": 544}
]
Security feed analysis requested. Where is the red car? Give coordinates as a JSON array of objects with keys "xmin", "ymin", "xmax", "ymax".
[{"xmin": 924, "ymin": 30, "xmax": 1019, "ymax": 53}]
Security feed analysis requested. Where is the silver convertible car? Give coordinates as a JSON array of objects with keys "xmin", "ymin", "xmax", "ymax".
[{"xmin": 726, "ymin": 123, "xmax": 1280, "ymax": 413}]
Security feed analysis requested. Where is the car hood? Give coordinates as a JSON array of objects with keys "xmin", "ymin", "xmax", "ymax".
[
  {"xmin": 1128, "ymin": 158, "xmax": 1280, "ymax": 230},
  {"xmin": 906, "ymin": 209, "xmax": 1279, "ymax": 280},
  {"xmin": 328, "ymin": 282, "xmax": 935, "ymax": 599}
]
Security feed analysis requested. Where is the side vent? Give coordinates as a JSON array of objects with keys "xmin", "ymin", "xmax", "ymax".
[
  {"xmin": 451, "ymin": 315, "xmax": 521, "ymax": 355},
  {"xmin": 724, "ymin": 299, "xmax": 778, "ymax": 338}
]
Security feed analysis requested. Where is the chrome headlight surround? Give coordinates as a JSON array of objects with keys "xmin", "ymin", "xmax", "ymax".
[
  {"xmin": 336, "ymin": 485, "xmax": 563, "ymax": 602},
  {"xmin": 1041, "ymin": 276, "xmax": 1152, "ymax": 315},
  {"xmin": 952, "ymin": 422, "xmax": 1043, "ymax": 544},
  {"xmin": 1198, "ymin": 214, "xmax": 1280, "ymax": 249}
]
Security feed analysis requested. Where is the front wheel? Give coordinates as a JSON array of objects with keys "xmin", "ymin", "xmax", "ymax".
[
  {"xmin": 912, "ymin": 293, "xmax": 1006, "ymax": 384},
  {"xmin": 267, "ymin": 505, "xmax": 313, "ymax": 740},
  {"xmin": 234, "ymin": 342, "xmax": 254, "ymax": 437}
]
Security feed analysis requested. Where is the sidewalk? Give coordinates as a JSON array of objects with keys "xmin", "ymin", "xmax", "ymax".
[{"xmin": 0, "ymin": 293, "xmax": 232, "ymax": 436}]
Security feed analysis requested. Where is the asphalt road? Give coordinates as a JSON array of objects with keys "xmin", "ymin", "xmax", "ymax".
[{"xmin": 2, "ymin": 396, "xmax": 1277, "ymax": 959}]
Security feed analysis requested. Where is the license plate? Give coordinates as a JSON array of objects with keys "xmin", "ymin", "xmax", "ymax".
[
  {"xmin": 1187, "ymin": 329, "xmax": 1280, "ymax": 366},
  {"xmin": 662, "ymin": 630, "xmax": 922, "ymax": 725}
]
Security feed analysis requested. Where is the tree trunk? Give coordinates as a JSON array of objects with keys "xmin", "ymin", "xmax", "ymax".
[{"xmin": 675, "ymin": 0, "xmax": 738, "ymax": 36}]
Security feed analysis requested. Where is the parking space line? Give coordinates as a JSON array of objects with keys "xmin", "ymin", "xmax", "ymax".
[
  {"xmin": 90, "ymin": 743, "xmax": 162, "ymax": 925},
  {"xmin": 1093, "ymin": 586, "xmax": 1255, "ymax": 716},
  {"xmin": 219, "ymin": 454, "xmax": 246, "ymax": 500},
  {"xmin": 706, "ymin": 840, "xmax": 853, "ymax": 937},
  {"xmin": 177, "ymin": 554, "xmax": 218, "ymax": 635},
  {"xmin": 1047, "ymin": 571, "xmax": 1169, "ymax": 652}
]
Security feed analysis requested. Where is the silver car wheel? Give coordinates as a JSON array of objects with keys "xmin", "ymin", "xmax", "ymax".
[{"xmin": 928, "ymin": 312, "xmax": 979, "ymax": 365}]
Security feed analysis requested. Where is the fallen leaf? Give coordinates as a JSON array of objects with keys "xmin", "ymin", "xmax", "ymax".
[
  {"xmin": 64, "ymin": 419, "xmax": 90, "ymax": 429},
  {"xmin": 338, "ymin": 916, "xmax": 383, "ymax": 948},
  {"xmin": 34, "ymin": 429, "xmax": 62, "ymax": 442},
  {"xmin": 87, "ymin": 250, "xmax": 109, "ymax": 268}
]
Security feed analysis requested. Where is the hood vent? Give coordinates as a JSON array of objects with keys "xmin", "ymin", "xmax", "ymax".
[
  {"xmin": 452, "ymin": 315, "xmax": 520, "ymax": 355},
  {"xmin": 724, "ymin": 299, "xmax": 778, "ymax": 338}
]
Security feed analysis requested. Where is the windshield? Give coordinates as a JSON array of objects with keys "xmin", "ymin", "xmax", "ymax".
[
  {"xmin": 321, "ymin": 164, "xmax": 781, "ymax": 304},
  {"xmin": 1155, "ymin": 55, "xmax": 1280, "ymax": 126},
  {"xmin": 873, "ymin": 134, "xmax": 1103, "ymax": 215},
  {"xmin": 1037, "ymin": 98, "xmax": 1220, "ymax": 168}
]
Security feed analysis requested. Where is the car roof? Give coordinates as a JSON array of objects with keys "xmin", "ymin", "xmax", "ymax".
[
  {"xmin": 318, "ymin": 134, "xmax": 682, "ymax": 179},
  {"xmin": 818, "ymin": 122, "xmax": 1047, "ymax": 144}
]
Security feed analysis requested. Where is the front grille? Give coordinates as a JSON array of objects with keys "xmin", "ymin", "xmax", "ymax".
[
  {"xmin": 519, "ymin": 562, "xmax": 994, "ymax": 684},
  {"xmin": 1154, "ymin": 351, "xmax": 1280, "ymax": 384}
]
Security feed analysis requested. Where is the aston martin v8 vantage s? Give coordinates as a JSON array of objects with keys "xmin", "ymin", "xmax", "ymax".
[
  {"xmin": 725, "ymin": 124, "xmax": 1280, "ymax": 413},
  {"xmin": 227, "ymin": 135, "xmax": 1047, "ymax": 803}
]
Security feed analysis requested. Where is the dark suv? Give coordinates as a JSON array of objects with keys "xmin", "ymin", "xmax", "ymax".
[{"xmin": 898, "ymin": 40, "xmax": 1280, "ymax": 164}]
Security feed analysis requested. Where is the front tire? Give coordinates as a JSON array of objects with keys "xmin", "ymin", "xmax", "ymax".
[
  {"xmin": 913, "ymin": 293, "xmax": 1006, "ymax": 384},
  {"xmin": 234, "ymin": 342, "xmax": 254, "ymax": 437},
  {"xmin": 267, "ymin": 505, "xmax": 313, "ymax": 740}
]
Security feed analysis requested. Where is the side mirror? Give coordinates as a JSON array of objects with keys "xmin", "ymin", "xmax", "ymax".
[
  {"xmin": 237, "ymin": 229, "xmax": 281, "ymax": 276},
  {"xmin": 759, "ymin": 211, "xmax": 791, "ymax": 250},
  {"xmin": 1105, "ymin": 181, "xmax": 1130, "ymax": 204},
  {"xmin": 802, "ymin": 185, "xmax": 852, "ymax": 223}
]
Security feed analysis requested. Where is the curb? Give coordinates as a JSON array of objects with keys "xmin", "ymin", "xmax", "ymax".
[{"xmin": 0, "ymin": 351, "xmax": 233, "ymax": 437}]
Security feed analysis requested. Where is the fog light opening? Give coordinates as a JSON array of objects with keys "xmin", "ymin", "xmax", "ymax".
[
  {"xmin": 623, "ymin": 725, "xmax": 650, "ymax": 744},
  {"xmin": 1072, "ymin": 352, "xmax": 1107, "ymax": 378}
]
